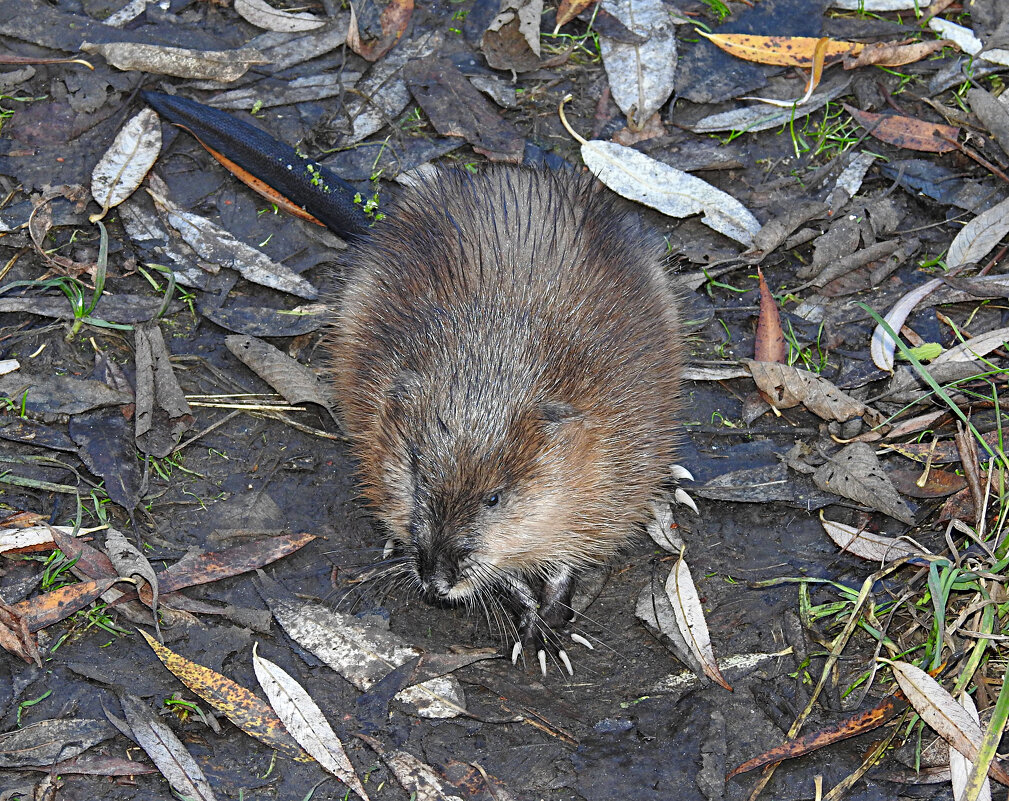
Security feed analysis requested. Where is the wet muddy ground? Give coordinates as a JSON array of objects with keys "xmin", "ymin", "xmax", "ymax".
[{"xmin": 0, "ymin": 0, "xmax": 1000, "ymax": 798}]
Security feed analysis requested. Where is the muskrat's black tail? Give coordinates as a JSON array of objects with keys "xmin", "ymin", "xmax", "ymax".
[{"xmin": 142, "ymin": 90, "xmax": 370, "ymax": 242}]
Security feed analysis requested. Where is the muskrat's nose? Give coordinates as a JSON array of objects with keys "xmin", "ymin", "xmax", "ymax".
[{"xmin": 418, "ymin": 552, "xmax": 458, "ymax": 604}]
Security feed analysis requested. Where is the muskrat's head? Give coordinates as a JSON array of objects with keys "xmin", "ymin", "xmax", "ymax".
[{"xmin": 357, "ymin": 367, "xmax": 612, "ymax": 608}]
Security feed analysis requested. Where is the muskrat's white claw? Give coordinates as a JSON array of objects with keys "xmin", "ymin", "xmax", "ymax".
[
  {"xmin": 537, "ymin": 649, "xmax": 548, "ymax": 677},
  {"xmin": 559, "ymin": 649, "xmax": 574, "ymax": 676},
  {"xmin": 674, "ymin": 487, "xmax": 699, "ymax": 514},
  {"xmin": 383, "ymin": 538, "xmax": 395, "ymax": 559},
  {"xmin": 511, "ymin": 641, "xmax": 522, "ymax": 665},
  {"xmin": 671, "ymin": 464, "xmax": 694, "ymax": 482},
  {"xmin": 570, "ymin": 631, "xmax": 594, "ymax": 650}
]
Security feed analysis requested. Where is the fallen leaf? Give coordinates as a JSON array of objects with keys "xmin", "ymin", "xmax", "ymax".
[
  {"xmin": 225, "ymin": 335, "xmax": 333, "ymax": 410},
  {"xmin": 105, "ymin": 528, "xmax": 160, "ymax": 638},
  {"xmin": 0, "ymin": 719, "xmax": 116, "ymax": 768},
  {"xmin": 234, "ymin": 0, "xmax": 324, "ymax": 32},
  {"xmin": 258, "ymin": 575, "xmax": 467, "ymax": 719},
  {"xmin": 729, "ymin": 692, "xmax": 908, "ymax": 778},
  {"xmin": 600, "ymin": 0, "xmax": 677, "ymax": 130},
  {"xmin": 555, "ymin": 0, "xmax": 597, "ymax": 29},
  {"xmin": 357, "ymin": 735, "xmax": 465, "ymax": 801},
  {"xmin": 147, "ymin": 186, "xmax": 320, "ymax": 299},
  {"xmin": 90, "ymin": 108, "xmax": 161, "ymax": 222},
  {"xmin": 755, "ymin": 268, "xmax": 786, "ymax": 363},
  {"xmin": 947, "ymin": 195, "xmax": 1009, "ymax": 270},
  {"xmin": 887, "ymin": 660, "xmax": 1009, "ymax": 786},
  {"xmin": 745, "ymin": 361, "xmax": 884, "ymax": 425},
  {"xmin": 79, "ymin": 41, "xmax": 265, "ymax": 82},
  {"xmin": 870, "ymin": 278, "xmax": 943, "ymax": 371},
  {"xmin": 15, "ymin": 576, "xmax": 122, "ymax": 632},
  {"xmin": 697, "ymin": 30, "xmax": 862, "ymax": 67},
  {"xmin": 348, "ymin": 0, "xmax": 413, "ymax": 62},
  {"xmin": 742, "ymin": 36, "xmax": 830, "ymax": 107},
  {"xmin": 252, "ymin": 645, "xmax": 369, "ymax": 800},
  {"xmin": 138, "ymin": 629, "xmax": 311, "ymax": 762},
  {"xmin": 565, "ymin": 120, "xmax": 760, "ymax": 245},
  {"xmin": 844, "ymin": 103, "xmax": 959, "ymax": 153},
  {"xmin": 481, "ymin": 0, "xmax": 542, "ymax": 72},
  {"xmin": 688, "ymin": 77, "xmax": 852, "ymax": 134},
  {"xmin": 666, "ymin": 550, "xmax": 731, "ymax": 690},
  {"xmin": 118, "ymin": 694, "xmax": 218, "ymax": 801},
  {"xmin": 950, "ymin": 692, "xmax": 991, "ymax": 801},
  {"xmin": 813, "ymin": 442, "xmax": 915, "ymax": 524},
  {"xmin": 928, "ymin": 18, "xmax": 1009, "ymax": 66},
  {"xmin": 70, "ymin": 408, "xmax": 143, "ymax": 513},
  {"xmin": 134, "ymin": 321, "xmax": 194, "ymax": 457},
  {"xmin": 404, "ymin": 57, "xmax": 524, "ymax": 162},
  {"xmin": 820, "ymin": 513, "xmax": 928, "ymax": 562},
  {"xmin": 843, "ymin": 39, "xmax": 953, "ymax": 69}
]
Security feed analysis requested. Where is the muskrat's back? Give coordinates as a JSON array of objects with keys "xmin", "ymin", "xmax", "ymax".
[{"xmin": 328, "ymin": 167, "xmax": 683, "ymax": 661}]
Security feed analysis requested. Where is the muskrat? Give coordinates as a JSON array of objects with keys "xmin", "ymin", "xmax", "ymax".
[{"xmin": 328, "ymin": 167, "xmax": 691, "ymax": 674}]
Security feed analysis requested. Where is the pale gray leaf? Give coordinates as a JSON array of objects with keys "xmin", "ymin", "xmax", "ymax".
[
  {"xmin": 580, "ymin": 140, "xmax": 759, "ymax": 245},
  {"xmin": 599, "ymin": 0, "xmax": 677, "ymax": 130},
  {"xmin": 234, "ymin": 0, "xmax": 324, "ymax": 32},
  {"xmin": 260, "ymin": 582, "xmax": 466, "ymax": 719},
  {"xmin": 79, "ymin": 41, "xmax": 265, "ymax": 82},
  {"xmin": 90, "ymin": 109, "xmax": 161, "ymax": 216},
  {"xmin": 870, "ymin": 278, "xmax": 943, "ymax": 371},
  {"xmin": 252, "ymin": 646, "xmax": 369, "ymax": 800},
  {"xmin": 821, "ymin": 515, "xmax": 928, "ymax": 562},
  {"xmin": 947, "ymin": 195, "xmax": 1009, "ymax": 269},
  {"xmin": 147, "ymin": 186, "xmax": 318, "ymax": 299},
  {"xmin": 665, "ymin": 554, "xmax": 731, "ymax": 689},
  {"xmin": 119, "ymin": 694, "xmax": 217, "ymax": 801}
]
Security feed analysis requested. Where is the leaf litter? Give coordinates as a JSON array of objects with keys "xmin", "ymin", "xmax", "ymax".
[{"xmin": 5, "ymin": 0, "xmax": 1009, "ymax": 798}]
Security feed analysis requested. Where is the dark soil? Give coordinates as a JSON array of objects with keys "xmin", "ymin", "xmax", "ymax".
[{"xmin": 0, "ymin": 0, "xmax": 997, "ymax": 799}]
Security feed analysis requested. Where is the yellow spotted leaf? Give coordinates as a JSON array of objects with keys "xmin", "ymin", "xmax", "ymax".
[
  {"xmin": 138, "ymin": 629, "xmax": 311, "ymax": 763},
  {"xmin": 697, "ymin": 29, "xmax": 863, "ymax": 67}
]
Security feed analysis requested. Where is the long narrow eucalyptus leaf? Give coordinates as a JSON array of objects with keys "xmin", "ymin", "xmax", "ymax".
[{"xmin": 858, "ymin": 302, "xmax": 997, "ymax": 462}]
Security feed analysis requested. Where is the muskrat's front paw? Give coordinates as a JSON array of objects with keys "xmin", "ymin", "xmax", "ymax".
[
  {"xmin": 512, "ymin": 620, "xmax": 594, "ymax": 677},
  {"xmin": 671, "ymin": 464, "xmax": 698, "ymax": 514}
]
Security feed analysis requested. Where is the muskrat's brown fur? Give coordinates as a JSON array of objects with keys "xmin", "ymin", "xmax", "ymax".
[{"xmin": 328, "ymin": 167, "xmax": 683, "ymax": 658}]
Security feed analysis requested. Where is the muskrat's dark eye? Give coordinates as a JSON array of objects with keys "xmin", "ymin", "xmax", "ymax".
[{"xmin": 484, "ymin": 492, "xmax": 500, "ymax": 508}]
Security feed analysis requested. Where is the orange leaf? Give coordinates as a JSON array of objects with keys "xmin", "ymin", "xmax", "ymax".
[
  {"xmin": 15, "ymin": 577, "xmax": 121, "ymax": 632},
  {"xmin": 844, "ymin": 104, "xmax": 959, "ymax": 153},
  {"xmin": 755, "ymin": 268, "xmax": 786, "ymax": 363},
  {"xmin": 697, "ymin": 30, "xmax": 862, "ymax": 67},
  {"xmin": 555, "ymin": 0, "xmax": 598, "ymax": 30},
  {"xmin": 138, "ymin": 629, "xmax": 312, "ymax": 763},
  {"xmin": 729, "ymin": 693, "xmax": 906, "ymax": 778},
  {"xmin": 347, "ymin": 0, "xmax": 413, "ymax": 62}
]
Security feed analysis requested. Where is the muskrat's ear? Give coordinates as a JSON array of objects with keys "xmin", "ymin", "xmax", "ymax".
[
  {"xmin": 539, "ymin": 401, "xmax": 582, "ymax": 424},
  {"xmin": 387, "ymin": 370, "xmax": 422, "ymax": 404}
]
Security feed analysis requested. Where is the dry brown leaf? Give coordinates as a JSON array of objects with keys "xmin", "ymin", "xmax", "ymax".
[
  {"xmin": 745, "ymin": 361, "xmax": 884, "ymax": 425},
  {"xmin": 843, "ymin": 38, "xmax": 953, "ymax": 68},
  {"xmin": 755, "ymin": 268, "xmax": 786, "ymax": 363},
  {"xmin": 845, "ymin": 104, "xmax": 959, "ymax": 153},
  {"xmin": 813, "ymin": 442, "xmax": 915, "ymax": 525},
  {"xmin": 347, "ymin": 0, "xmax": 413, "ymax": 62},
  {"xmin": 555, "ymin": 0, "xmax": 597, "ymax": 29}
]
